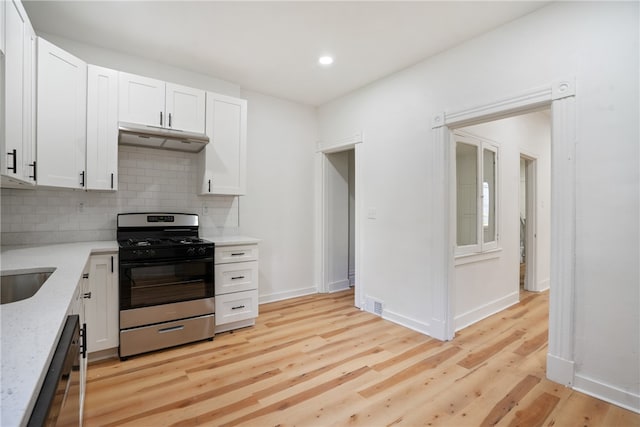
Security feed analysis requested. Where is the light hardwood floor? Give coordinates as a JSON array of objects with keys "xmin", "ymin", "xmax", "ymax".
[{"xmin": 84, "ymin": 289, "xmax": 640, "ymax": 426}]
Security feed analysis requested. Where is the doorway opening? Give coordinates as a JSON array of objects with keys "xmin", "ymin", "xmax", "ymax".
[
  {"xmin": 324, "ymin": 149, "xmax": 355, "ymax": 293},
  {"xmin": 451, "ymin": 109, "xmax": 550, "ymax": 331},
  {"xmin": 318, "ymin": 137, "xmax": 362, "ymax": 308},
  {"xmin": 520, "ymin": 155, "xmax": 537, "ymax": 292}
]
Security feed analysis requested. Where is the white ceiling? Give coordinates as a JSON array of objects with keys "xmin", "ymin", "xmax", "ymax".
[{"xmin": 23, "ymin": 1, "xmax": 550, "ymax": 106}]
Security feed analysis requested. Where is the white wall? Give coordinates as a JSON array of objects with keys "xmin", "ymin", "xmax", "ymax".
[
  {"xmin": 454, "ymin": 111, "xmax": 551, "ymax": 330},
  {"xmin": 317, "ymin": 2, "xmax": 638, "ymax": 411},
  {"xmin": 239, "ymin": 90, "xmax": 317, "ymax": 303}
]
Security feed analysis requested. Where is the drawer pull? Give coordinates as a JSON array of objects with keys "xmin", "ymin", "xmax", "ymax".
[
  {"xmin": 158, "ymin": 325, "xmax": 184, "ymax": 333},
  {"xmin": 231, "ymin": 305, "xmax": 246, "ymax": 310},
  {"xmin": 231, "ymin": 276, "xmax": 245, "ymax": 280},
  {"xmin": 231, "ymin": 252, "xmax": 245, "ymax": 256}
]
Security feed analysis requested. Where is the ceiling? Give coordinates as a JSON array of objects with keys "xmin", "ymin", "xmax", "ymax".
[{"xmin": 23, "ymin": 1, "xmax": 550, "ymax": 106}]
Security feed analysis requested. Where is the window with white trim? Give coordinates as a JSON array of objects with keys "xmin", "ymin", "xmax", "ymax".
[{"xmin": 454, "ymin": 131, "xmax": 499, "ymax": 255}]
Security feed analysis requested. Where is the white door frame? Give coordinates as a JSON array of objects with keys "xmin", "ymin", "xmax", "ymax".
[
  {"xmin": 316, "ymin": 134, "xmax": 363, "ymax": 309},
  {"xmin": 520, "ymin": 153, "xmax": 538, "ymax": 292},
  {"xmin": 432, "ymin": 79, "xmax": 577, "ymax": 386}
]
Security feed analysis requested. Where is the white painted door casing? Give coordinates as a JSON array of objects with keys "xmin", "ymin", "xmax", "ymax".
[
  {"xmin": 36, "ymin": 37, "xmax": 87, "ymax": 189},
  {"xmin": 84, "ymin": 254, "xmax": 119, "ymax": 353},
  {"xmin": 198, "ymin": 93, "xmax": 247, "ymax": 195},
  {"xmin": 165, "ymin": 82, "xmax": 206, "ymax": 133},
  {"xmin": 87, "ymin": 65, "xmax": 118, "ymax": 190}
]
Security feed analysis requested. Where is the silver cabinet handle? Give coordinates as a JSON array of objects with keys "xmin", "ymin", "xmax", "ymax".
[
  {"xmin": 83, "ymin": 292, "xmax": 92, "ymax": 299},
  {"xmin": 231, "ymin": 305, "xmax": 245, "ymax": 310},
  {"xmin": 160, "ymin": 111, "xmax": 163, "ymax": 126},
  {"xmin": 168, "ymin": 113, "xmax": 172, "ymax": 128}
]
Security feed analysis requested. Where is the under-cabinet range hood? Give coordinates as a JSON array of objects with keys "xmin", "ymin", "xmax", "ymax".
[{"xmin": 118, "ymin": 122, "xmax": 209, "ymax": 153}]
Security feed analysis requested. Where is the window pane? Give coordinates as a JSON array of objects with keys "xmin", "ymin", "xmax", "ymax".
[
  {"xmin": 483, "ymin": 148, "xmax": 496, "ymax": 243},
  {"xmin": 456, "ymin": 142, "xmax": 478, "ymax": 246}
]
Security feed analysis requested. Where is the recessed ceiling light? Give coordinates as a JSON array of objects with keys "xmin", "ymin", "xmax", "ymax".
[{"xmin": 318, "ymin": 56, "xmax": 334, "ymax": 66}]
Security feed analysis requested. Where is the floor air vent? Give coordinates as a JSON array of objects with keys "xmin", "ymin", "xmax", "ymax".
[{"xmin": 365, "ymin": 296, "xmax": 384, "ymax": 316}]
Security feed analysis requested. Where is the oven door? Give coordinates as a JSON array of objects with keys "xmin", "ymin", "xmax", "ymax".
[{"xmin": 120, "ymin": 257, "xmax": 214, "ymax": 310}]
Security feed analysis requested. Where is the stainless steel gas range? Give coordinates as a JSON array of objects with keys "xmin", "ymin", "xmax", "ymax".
[{"xmin": 117, "ymin": 213, "xmax": 215, "ymax": 359}]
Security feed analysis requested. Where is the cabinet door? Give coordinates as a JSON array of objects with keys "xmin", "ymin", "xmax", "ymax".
[
  {"xmin": 87, "ymin": 65, "xmax": 118, "ymax": 190},
  {"xmin": 165, "ymin": 82, "xmax": 205, "ymax": 133},
  {"xmin": 36, "ymin": 37, "xmax": 87, "ymax": 188},
  {"xmin": 2, "ymin": 0, "xmax": 27, "ymax": 182},
  {"xmin": 84, "ymin": 254, "xmax": 119, "ymax": 353},
  {"xmin": 0, "ymin": 0, "xmax": 5, "ymax": 55},
  {"xmin": 198, "ymin": 93, "xmax": 247, "ymax": 195},
  {"xmin": 118, "ymin": 72, "xmax": 165, "ymax": 127}
]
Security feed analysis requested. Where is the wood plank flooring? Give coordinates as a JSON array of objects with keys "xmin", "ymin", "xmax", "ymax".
[{"xmin": 84, "ymin": 289, "xmax": 640, "ymax": 426}]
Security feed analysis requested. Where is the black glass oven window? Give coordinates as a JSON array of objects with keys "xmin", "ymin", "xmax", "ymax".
[{"xmin": 121, "ymin": 260, "xmax": 213, "ymax": 309}]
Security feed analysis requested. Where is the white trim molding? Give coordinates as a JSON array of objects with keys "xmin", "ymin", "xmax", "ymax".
[
  {"xmin": 454, "ymin": 291, "xmax": 519, "ymax": 331},
  {"xmin": 259, "ymin": 286, "xmax": 318, "ymax": 304},
  {"xmin": 383, "ymin": 309, "xmax": 431, "ymax": 336},
  {"xmin": 433, "ymin": 79, "xmax": 577, "ymax": 390},
  {"xmin": 573, "ymin": 374, "xmax": 640, "ymax": 414},
  {"xmin": 315, "ymin": 132, "xmax": 364, "ymax": 311}
]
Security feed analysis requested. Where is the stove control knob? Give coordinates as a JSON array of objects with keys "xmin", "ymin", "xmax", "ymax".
[
  {"xmin": 198, "ymin": 247, "xmax": 206, "ymax": 255},
  {"xmin": 187, "ymin": 247, "xmax": 196, "ymax": 256},
  {"xmin": 147, "ymin": 249, "xmax": 156, "ymax": 257},
  {"xmin": 133, "ymin": 250, "xmax": 141, "ymax": 257}
]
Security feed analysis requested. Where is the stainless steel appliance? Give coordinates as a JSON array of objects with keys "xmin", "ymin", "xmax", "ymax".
[
  {"xmin": 28, "ymin": 315, "xmax": 83, "ymax": 427},
  {"xmin": 117, "ymin": 213, "xmax": 215, "ymax": 359}
]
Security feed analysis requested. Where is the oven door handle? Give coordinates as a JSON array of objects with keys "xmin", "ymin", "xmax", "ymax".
[{"xmin": 120, "ymin": 258, "xmax": 213, "ymax": 268}]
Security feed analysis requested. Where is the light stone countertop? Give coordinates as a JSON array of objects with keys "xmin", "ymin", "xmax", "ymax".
[
  {"xmin": 1, "ymin": 241, "xmax": 118, "ymax": 427},
  {"xmin": 0, "ymin": 235, "xmax": 257, "ymax": 426}
]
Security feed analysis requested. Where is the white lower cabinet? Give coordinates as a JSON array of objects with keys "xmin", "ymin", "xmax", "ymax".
[
  {"xmin": 83, "ymin": 253, "xmax": 119, "ymax": 354},
  {"xmin": 215, "ymin": 243, "xmax": 258, "ymax": 333}
]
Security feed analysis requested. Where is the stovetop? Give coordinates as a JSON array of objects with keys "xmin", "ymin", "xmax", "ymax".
[{"xmin": 119, "ymin": 237, "xmax": 210, "ymax": 248}]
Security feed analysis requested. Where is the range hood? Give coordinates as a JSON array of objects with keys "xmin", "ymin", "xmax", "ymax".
[{"xmin": 118, "ymin": 122, "xmax": 209, "ymax": 153}]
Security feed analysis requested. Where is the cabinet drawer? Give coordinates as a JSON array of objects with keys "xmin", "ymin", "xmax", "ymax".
[
  {"xmin": 215, "ymin": 244, "xmax": 258, "ymax": 264},
  {"xmin": 215, "ymin": 290, "xmax": 258, "ymax": 325},
  {"xmin": 215, "ymin": 261, "xmax": 258, "ymax": 295}
]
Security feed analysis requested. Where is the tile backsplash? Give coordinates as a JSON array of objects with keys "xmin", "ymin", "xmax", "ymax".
[{"xmin": 0, "ymin": 146, "xmax": 239, "ymax": 245}]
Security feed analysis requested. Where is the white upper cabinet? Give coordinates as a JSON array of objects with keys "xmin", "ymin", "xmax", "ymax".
[
  {"xmin": 198, "ymin": 93, "xmax": 247, "ymax": 195},
  {"xmin": 1, "ymin": 0, "xmax": 36, "ymax": 187},
  {"xmin": 36, "ymin": 37, "xmax": 87, "ymax": 189},
  {"xmin": 1, "ymin": 0, "xmax": 6, "ymax": 55},
  {"xmin": 118, "ymin": 72, "xmax": 205, "ymax": 133},
  {"xmin": 118, "ymin": 72, "xmax": 164, "ymax": 127},
  {"xmin": 165, "ymin": 82, "xmax": 206, "ymax": 133},
  {"xmin": 87, "ymin": 65, "xmax": 118, "ymax": 190}
]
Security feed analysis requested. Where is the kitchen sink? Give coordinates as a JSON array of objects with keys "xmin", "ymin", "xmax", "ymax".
[{"xmin": 1, "ymin": 269, "xmax": 55, "ymax": 304}]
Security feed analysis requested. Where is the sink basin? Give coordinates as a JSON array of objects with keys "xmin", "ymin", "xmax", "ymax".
[{"xmin": 1, "ymin": 269, "xmax": 55, "ymax": 304}]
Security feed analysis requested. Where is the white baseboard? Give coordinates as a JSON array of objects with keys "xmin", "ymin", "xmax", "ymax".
[
  {"xmin": 429, "ymin": 317, "xmax": 452, "ymax": 341},
  {"xmin": 258, "ymin": 286, "xmax": 318, "ymax": 304},
  {"xmin": 348, "ymin": 269, "xmax": 355, "ymax": 286},
  {"xmin": 382, "ymin": 309, "xmax": 430, "ymax": 336},
  {"xmin": 536, "ymin": 278, "xmax": 550, "ymax": 292},
  {"xmin": 328, "ymin": 279, "xmax": 350, "ymax": 293},
  {"xmin": 574, "ymin": 374, "xmax": 640, "ymax": 414},
  {"xmin": 454, "ymin": 291, "xmax": 519, "ymax": 331},
  {"xmin": 546, "ymin": 353, "xmax": 575, "ymax": 386}
]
